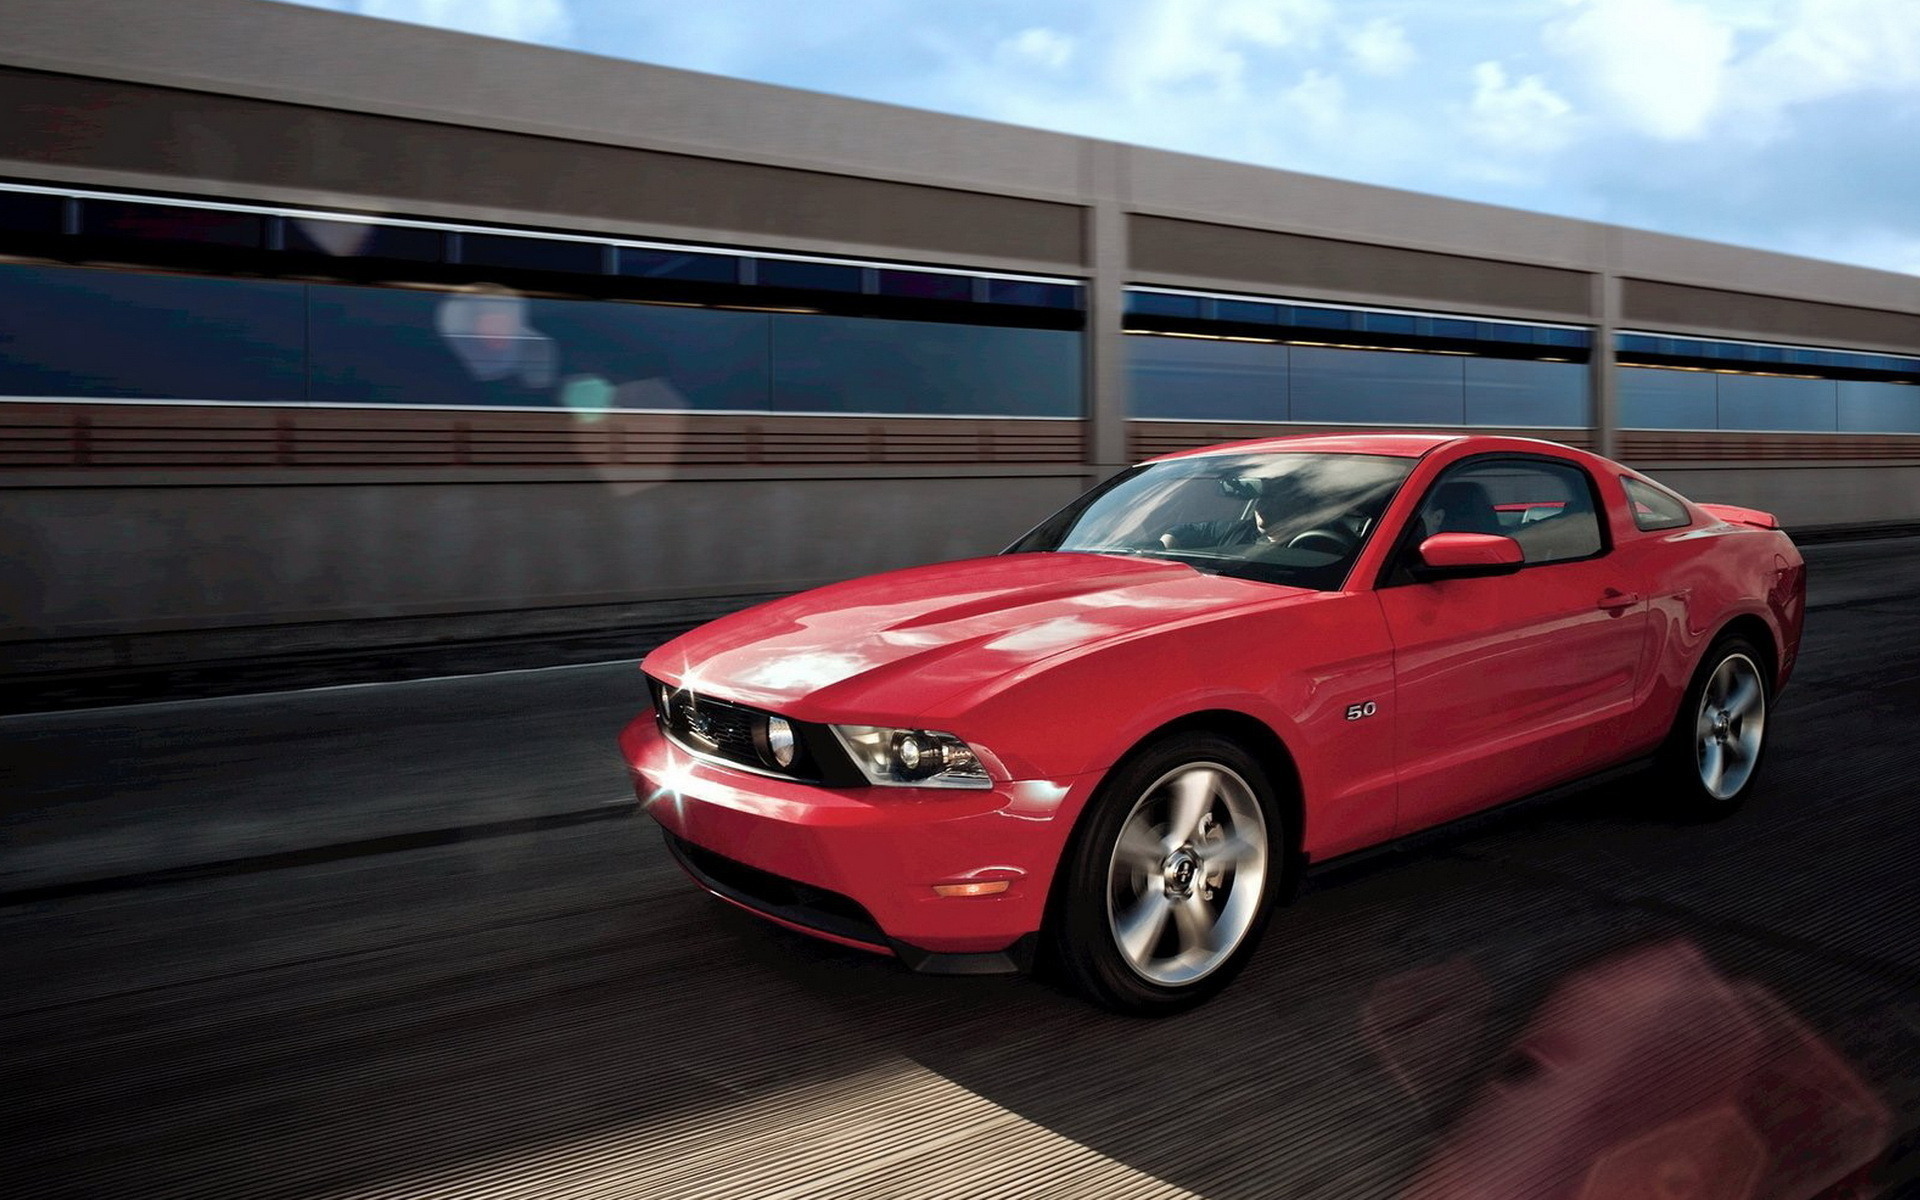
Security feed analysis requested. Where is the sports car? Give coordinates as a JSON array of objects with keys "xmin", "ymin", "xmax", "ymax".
[{"xmin": 620, "ymin": 433, "xmax": 1805, "ymax": 1013}]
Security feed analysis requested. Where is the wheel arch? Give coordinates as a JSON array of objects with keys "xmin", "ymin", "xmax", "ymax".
[
  {"xmin": 1713, "ymin": 613, "xmax": 1780, "ymax": 690},
  {"xmin": 1038, "ymin": 708, "xmax": 1306, "ymax": 944}
]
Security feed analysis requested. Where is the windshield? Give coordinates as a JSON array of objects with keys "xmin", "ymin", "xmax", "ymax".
[{"xmin": 1005, "ymin": 451, "xmax": 1416, "ymax": 591}]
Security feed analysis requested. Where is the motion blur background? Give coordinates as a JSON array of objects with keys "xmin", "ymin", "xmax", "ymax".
[{"xmin": 3, "ymin": 0, "xmax": 1918, "ymax": 693}]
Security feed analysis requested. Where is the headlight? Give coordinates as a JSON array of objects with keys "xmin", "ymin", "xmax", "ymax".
[{"xmin": 831, "ymin": 725, "xmax": 992, "ymax": 789}]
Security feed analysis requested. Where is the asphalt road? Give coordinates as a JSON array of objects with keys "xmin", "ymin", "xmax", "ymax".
[{"xmin": 4, "ymin": 540, "xmax": 1920, "ymax": 1198}]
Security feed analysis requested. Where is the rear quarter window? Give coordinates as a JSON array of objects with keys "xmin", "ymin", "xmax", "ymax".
[{"xmin": 1622, "ymin": 476, "xmax": 1695, "ymax": 532}]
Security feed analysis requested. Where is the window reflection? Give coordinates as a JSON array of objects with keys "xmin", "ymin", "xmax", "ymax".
[
  {"xmin": 1621, "ymin": 366, "xmax": 1867, "ymax": 432},
  {"xmin": 1716, "ymin": 374, "xmax": 1838, "ymax": 432},
  {"xmin": 0, "ymin": 263, "xmax": 1078, "ymax": 416},
  {"xmin": 1464, "ymin": 358, "xmax": 1587, "ymax": 427},
  {"xmin": 309, "ymin": 285, "xmax": 771, "ymax": 410},
  {"xmin": 1839, "ymin": 381, "xmax": 1920, "ymax": 433},
  {"xmin": 1129, "ymin": 336, "xmax": 1287, "ymax": 420},
  {"xmin": 0, "ymin": 263, "xmax": 303, "ymax": 401},
  {"xmin": 1619, "ymin": 367, "xmax": 1717, "ymax": 430},
  {"xmin": 1127, "ymin": 335, "xmax": 1590, "ymax": 428},
  {"xmin": 1290, "ymin": 347, "xmax": 1465, "ymax": 425},
  {"xmin": 770, "ymin": 316, "xmax": 1080, "ymax": 416}
]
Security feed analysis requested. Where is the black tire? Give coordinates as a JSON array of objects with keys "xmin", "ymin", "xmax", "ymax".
[
  {"xmin": 1049, "ymin": 732, "xmax": 1285, "ymax": 1015},
  {"xmin": 1658, "ymin": 635, "xmax": 1771, "ymax": 819}
]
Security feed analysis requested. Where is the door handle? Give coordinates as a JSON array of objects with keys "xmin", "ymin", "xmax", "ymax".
[{"xmin": 1597, "ymin": 588, "xmax": 1640, "ymax": 612}]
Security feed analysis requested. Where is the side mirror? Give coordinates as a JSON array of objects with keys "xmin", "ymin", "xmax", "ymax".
[{"xmin": 1414, "ymin": 532, "xmax": 1524, "ymax": 579}]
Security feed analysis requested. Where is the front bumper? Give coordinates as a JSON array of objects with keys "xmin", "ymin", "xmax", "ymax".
[{"xmin": 621, "ymin": 715, "xmax": 1095, "ymax": 967}]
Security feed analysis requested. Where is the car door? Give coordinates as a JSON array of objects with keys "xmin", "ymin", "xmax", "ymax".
[{"xmin": 1375, "ymin": 454, "xmax": 1648, "ymax": 835}]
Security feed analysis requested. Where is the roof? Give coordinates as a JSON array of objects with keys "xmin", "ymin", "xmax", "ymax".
[{"xmin": 1144, "ymin": 432, "xmax": 1466, "ymax": 462}]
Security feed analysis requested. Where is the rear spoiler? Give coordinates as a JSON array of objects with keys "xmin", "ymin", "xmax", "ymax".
[{"xmin": 1698, "ymin": 503, "xmax": 1780, "ymax": 531}]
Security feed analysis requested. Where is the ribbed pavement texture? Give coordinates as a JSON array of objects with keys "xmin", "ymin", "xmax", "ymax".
[{"xmin": 3, "ymin": 539, "xmax": 1920, "ymax": 1198}]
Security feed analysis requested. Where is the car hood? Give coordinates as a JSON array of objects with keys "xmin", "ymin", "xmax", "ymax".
[{"xmin": 642, "ymin": 552, "xmax": 1310, "ymax": 722}]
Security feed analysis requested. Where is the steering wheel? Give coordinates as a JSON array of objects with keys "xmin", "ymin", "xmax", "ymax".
[{"xmin": 1285, "ymin": 526, "xmax": 1357, "ymax": 555}]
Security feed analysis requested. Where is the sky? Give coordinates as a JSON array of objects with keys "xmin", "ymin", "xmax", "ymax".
[{"xmin": 272, "ymin": 0, "xmax": 1920, "ymax": 276}]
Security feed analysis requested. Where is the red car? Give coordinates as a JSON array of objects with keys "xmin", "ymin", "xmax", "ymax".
[{"xmin": 621, "ymin": 434, "xmax": 1805, "ymax": 1013}]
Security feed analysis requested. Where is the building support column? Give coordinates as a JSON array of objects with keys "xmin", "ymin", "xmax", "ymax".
[
  {"xmin": 1590, "ymin": 270, "xmax": 1621, "ymax": 460},
  {"xmin": 1082, "ymin": 141, "xmax": 1130, "ymax": 484}
]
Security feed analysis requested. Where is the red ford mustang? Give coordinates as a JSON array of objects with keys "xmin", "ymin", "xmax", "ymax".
[{"xmin": 621, "ymin": 434, "xmax": 1806, "ymax": 1013}]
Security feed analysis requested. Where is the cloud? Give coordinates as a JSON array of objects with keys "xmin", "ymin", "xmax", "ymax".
[
  {"xmin": 1344, "ymin": 17, "xmax": 1415, "ymax": 77},
  {"xmin": 1727, "ymin": 0, "xmax": 1920, "ymax": 122},
  {"xmin": 1465, "ymin": 61, "xmax": 1575, "ymax": 154},
  {"xmin": 1545, "ymin": 0, "xmax": 1735, "ymax": 140},
  {"xmin": 998, "ymin": 27, "xmax": 1076, "ymax": 70},
  {"xmin": 1111, "ymin": 0, "xmax": 1334, "ymax": 98},
  {"xmin": 1280, "ymin": 67, "xmax": 1346, "ymax": 135}
]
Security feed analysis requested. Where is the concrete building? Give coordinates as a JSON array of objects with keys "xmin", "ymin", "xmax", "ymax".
[{"xmin": 3, "ymin": 0, "xmax": 1918, "ymax": 682}]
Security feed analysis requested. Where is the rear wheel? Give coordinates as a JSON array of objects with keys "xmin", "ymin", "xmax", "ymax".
[
  {"xmin": 1050, "ymin": 733, "xmax": 1284, "ymax": 1015},
  {"xmin": 1660, "ymin": 636, "xmax": 1770, "ymax": 818}
]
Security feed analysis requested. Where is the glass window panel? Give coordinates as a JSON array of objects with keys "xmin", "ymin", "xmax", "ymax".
[
  {"xmin": 0, "ymin": 192, "xmax": 64, "ymax": 234},
  {"xmin": 1464, "ymin": 358, "xmax": 1588, "ymax": 427},
  {"xmin": 770, "ymin": 315, "xmax": 1079, "ymax": 416},
  {"xmin": 985, "ymin": 279, "xmax": 1079, "ymax": 309},
  {"xmin": 308, "ymin": 286, "xmax": 772, "ymax": 410},
  {"xmin": 1618, "ymin": 366, "xmax": 1716, "ymax": 429},
  {"xmin": 1361, "ymin": 311, "xmax": 1417, "ymax": 336},
  {"xmin": 1291, "ymin": 307, "xmax": 1355, "ymax": 331},
  {"xmin": 1217, "ymin": 299, "xmax": 1279, "ymax": 325},
  {"xmin": 1543, "ymin": 327, "xmax": 1590, "ymax": 348},
  {"xmin": 1473, "ymin": 321, "xmax": 1528, "ymax": 343},
  {"xmin": 876, "ymin": 270, "xmax": 972, "ymax": 303},
  {"xmin": 617, "ymin": 247, "xmax": 740, "ymax": 284},
  {"xmin": 284, "ymin": 218, "xmax": 444, "ymax": 261},
  {"xmin": 1415, "ymin": 458, "xmax": 1603, "ymax": 565},
  {"xmin": 1618, "ymin": 334, "xmax": 1660, "ymax": 355},
  {"xmin": 1127, "ymin": 335, "xmax": 1286, "ymax": 420},
  {"xmin": 0, "ymin": 263, "xmax": 303, "ymax": 401},
  {"xmin": 1431, "ymin": 318, "xmax": 1476, "ymax": 340},
  {"xmin": 1622, "ymin": 476, "xmax": 1694, "ymax": 531},
  {"xmin": 80, "ymin": 200, "xmax": 264, "ymax": 248},
  {"xmin": 1716, "ymin": 373, "xmax": 1837, "ymax": 431},
  {"xmin": 1289, "ymin": 346, "xmax": 1464, "ymax": 424},
  {"xmin": 1128, "ymin": 292, "xmax": 1203, "ymax": 318},
  {"xmin": 458, "ymin": 233, "xmax": 603, "ymax": 275},
  {"xmin": 755, "ymin": 258, "xmax": 863, "ymax": 293},
  {"xmin": 1838, "ymin": 381, "xmax": 1920, "ymax": 433}
]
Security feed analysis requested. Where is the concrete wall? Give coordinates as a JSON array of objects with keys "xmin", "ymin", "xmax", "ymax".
[
  {"xmin": 1, "ymin": 470, "xmax": 1085, "ymax": 640},
  {"xmin": 1643, "ymin": 464, "xmax": 1920, "ymax": 530}
]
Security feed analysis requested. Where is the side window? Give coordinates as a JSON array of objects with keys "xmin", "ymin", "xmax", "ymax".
[
  {"xmin": 1621, "ymin": 476, "xmax": 1695, "ymax": 532},
  {"xmin": 1411, "ymin": 457, "xmax": 1605, "ymax": 566}
]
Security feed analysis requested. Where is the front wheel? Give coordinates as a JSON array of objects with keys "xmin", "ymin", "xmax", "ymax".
[
  {"xmin": 1049, "ymin": 733, "xmax": 1284, "ymax": 1015},
  {"xmin": 1659, "ymin": 636, "xmax": 1770, "ymax": 818}
]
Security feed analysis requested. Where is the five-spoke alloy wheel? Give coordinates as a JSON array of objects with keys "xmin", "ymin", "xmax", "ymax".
[
  {"xmin": 1663, "ymin": 635, "xmax": 1771, "ymax": 817},
  {"xmin": 1051, "ymin": 732, "xmax": 1284, "ymax": 1014}
]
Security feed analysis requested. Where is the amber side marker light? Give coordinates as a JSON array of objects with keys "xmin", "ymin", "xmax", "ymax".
[{"xmin": 933, "ymin": 881, "xmax": 1011, "ymax": 898}]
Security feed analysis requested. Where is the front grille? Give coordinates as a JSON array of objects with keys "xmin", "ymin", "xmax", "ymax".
[
  {"xmin": 645, "ymin": 674, "xmax": 866, "ymax": 786},
  {"xmin": 651, "ymin": 681, "xmax": 774, "ymax": 771}
]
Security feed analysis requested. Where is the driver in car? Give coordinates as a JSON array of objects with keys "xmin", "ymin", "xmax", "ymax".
[{"xmin": 1159, "ymin": 488, "xmax": 1297, "ymax": 551}]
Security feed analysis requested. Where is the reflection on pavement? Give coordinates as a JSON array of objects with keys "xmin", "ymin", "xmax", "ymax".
[{"xmin": 1368, "ymin": 941, "xmax": 1888, "ymax": 1199}]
